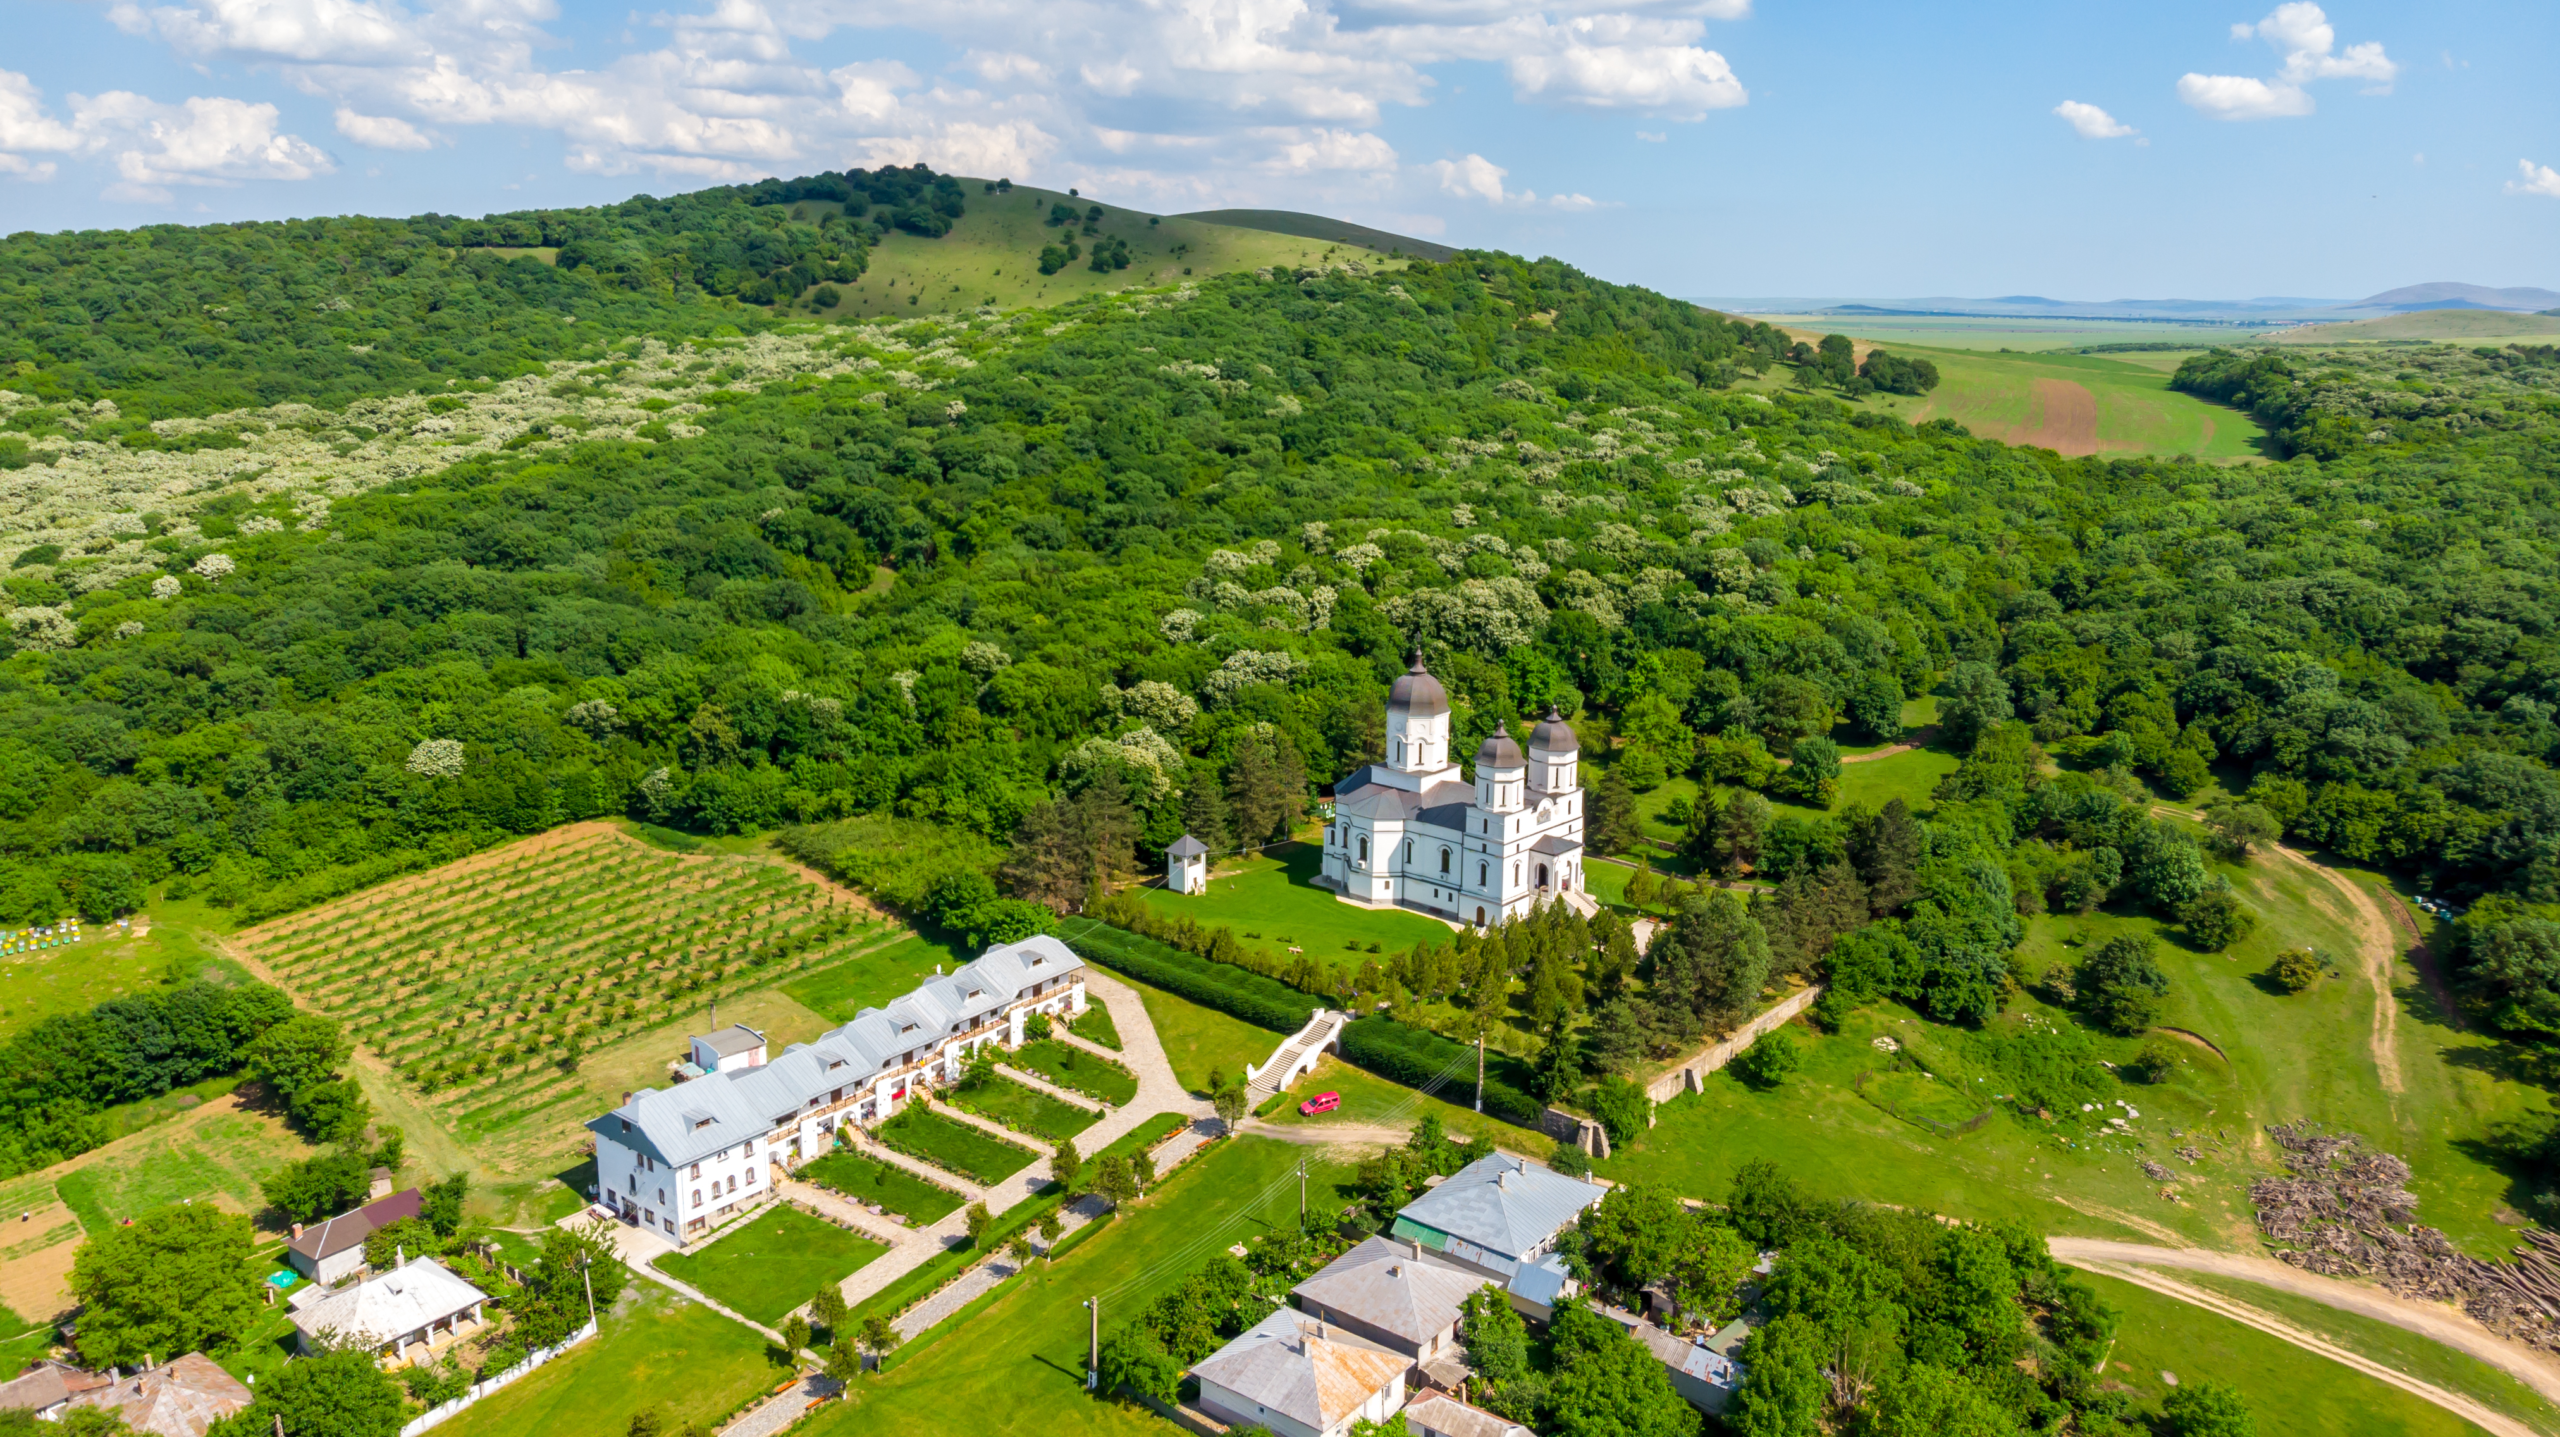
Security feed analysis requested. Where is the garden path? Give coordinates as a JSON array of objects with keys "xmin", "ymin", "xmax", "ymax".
[
  {"xmin": 992, "ymin": 1062, "xmax": 1106, "ymax": 1112},
  {"xmin": 569, "ymin": 1208, "xmax": 786, "ymax": 1346},
  {"xmin": 773, "ymin": 1177, "xmax": 915, "ymax": 1246},
  {"xmin": 717, "ymin": 1371, "xmax": 840, "ymax": 1437}
]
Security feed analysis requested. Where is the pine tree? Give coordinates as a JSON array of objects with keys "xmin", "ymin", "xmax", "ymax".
[
  {"xmin": 1625, "ymin": 862, "xmax": 1659, "ymax": 911},
  {"xmin": 1712, "ymin": 791, "xmax": 1770, "ymax": 878},
  {"xmin": 1181, "ymin": 778, "xmax": 1232, "ymax": 856},
  {"xmin": 1854, "ymin": 796, "xmax": 1923, "ymax": 915}
]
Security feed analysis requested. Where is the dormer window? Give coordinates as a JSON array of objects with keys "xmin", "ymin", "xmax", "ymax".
[{"xmin": 827, "ymin": 1059, "xmax": 845, "ymax": 1071}]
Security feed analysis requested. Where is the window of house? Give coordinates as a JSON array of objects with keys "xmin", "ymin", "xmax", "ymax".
[
  {"xmin": 692, "ymin": 1189, "xmax": 702, "ymax": 1207},
  {"xmin": 1403, "ymin": 839, "xmax": 1412, "ymax": 862},
  {"xmin": 691, "ymin": 1163, "xmax": 702, "ymax": 1179},
  {"xmin": 1358, "ymin": 836, "xmax": 1369, "ymax": 861}
]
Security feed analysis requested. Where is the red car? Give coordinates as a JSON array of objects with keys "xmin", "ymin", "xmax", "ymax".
[{"xmin": 1299, "ymin": 1091, "xmax": 1341, "ymax": 1116}]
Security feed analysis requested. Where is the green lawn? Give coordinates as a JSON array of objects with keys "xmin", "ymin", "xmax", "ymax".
[
  {"xmin": 2077, "ymin": 1271, "xmax": 2489, "ymax": 1437},
  {"xmin": 953, "ymin": 1071, "xmax": 1103, "ymax": 1142},
  {"xmin": 877, "ymin": 1105, "xmax": 1041, "ymax": 1185},
  {"xmin": 783, "ymin": 932, "xmax": 976, "ymax": 1023},
  {"xmin": 655, "ymin": 1203, "xmax": 888, "ymax": 1327},
  {"xmin": 2167, "ymin": 1270, "xmax": 2560, "ymax": 1433},
  {"xmin": 1068, "ymin": 1003, "xmax": 1122, "ymax": 1051},
  {"xmin": 1770, "ymin": 343, "xmax": 2270, "ymax": 459},
  {"xmin": 1122, "ymin": 974, "xmax": 1279, "ymax": 1095},
  {"xmin": 1131, "ymin": 841, "xmax": 1454, "ymax": 976},
  {"xmin": 1012, "ymin": 1039, "xmax": 1139, "ymax": 1105},
  {"xmin": 1264, "ymin": 1053, "xmax": 1550, "ymax": 1154},
  {"xmin": 801, "ymin": 1150, "xmax": 967, "ymax": 1225},
  {"xmin": 804, "ymin": 1136, "xmax": 1358, "ymax": 1437},
  {"xmin": 435, "ymin": 1282, "xmax": 776, "ymax": 1437}
]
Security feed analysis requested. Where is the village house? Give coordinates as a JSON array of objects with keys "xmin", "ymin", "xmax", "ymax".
[
  {"xmin": 1191, "ymin": 1308, "xmax": 1414, "ymax": 1437},
  {"xmin": 290, "ymin": 1255, "xmax": 490, "ymax": 1365},
  {"xmin": 1290, "ymin": 1235, "xmax": 1486, "ymax": 1364},
  {"xmin": 1388, "ymin": 1153, "xmax": 1606, "ymax": 1286},
  {"xmin": 57, "ymin": 1354, "xmax": 253, "ymax": 1437},
  {"xmin": 283, "ymin": 1186, "xmax": 421, "ymax": 1286},
  {"xmin": 587, "ymin": 934, "xmax": 1086, "ymax": 1244},
  {"xmin": 1403, "ymin": 1391, "xmax": 1534, "ymax": 1437},
  {"xmin": 0, "ymin": 1359, "xmax": 111, "ymax": 1420}
]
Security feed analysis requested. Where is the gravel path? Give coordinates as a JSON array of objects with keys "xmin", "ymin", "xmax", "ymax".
[{"xmin": 719, "ymin": 1374, "xmax": 840, "ymax": 1437}]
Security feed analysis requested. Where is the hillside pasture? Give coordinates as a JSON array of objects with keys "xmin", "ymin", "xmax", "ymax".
[
  {"xmin": 234, "ymin": 823, "xmax": 897, "ymax": 1154},
  {"xmin": 1861, "ymin": 346, "xmax": 2267, "ymax": 459},
  {"xmin": 2264, "ymin": 309, "xmax": 2560, "ymax": 346}
]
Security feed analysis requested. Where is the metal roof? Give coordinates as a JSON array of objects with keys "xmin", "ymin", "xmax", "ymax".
[
  {"xmin": 695, "ymin": 1024, "xmax": 765, "ymax": 1058},
  {"xmin": 1527, "ymin": 707, "xmax": 1579, "ymax": 756},
  {"xmin": 1168, "ymin": 834, "xmax": 1210, "ymax": 858},
  {"xmin": 60, "ymin": 1354, "xmax": 251, "ymax": 1437},
  {"xmin": 1391, "ymin": 1154, "xmax": 1605, "ymax": 1265},
  {"xmin": 1473, "ymin": 732, "xmax": 1523, "ymax": 770},
  {"xmin": 589, "ymin": 934, "xmax": 1084, "ymax": 1168},
  {"xmin": 1389, "ymin": 657, "xmax": 1450, "ymax": 718},
  {"xmin": 1406, "ymin": 1392, "xmax": 1532, "ymax": 1437},
  {"xmin": 1192, "ymin": 1307, "xmax": 1410, "ymax": 1432},
  {"xmin": 1292, "ymin": 1236, "xmax": 1489, "ymax": 1345},
  {"xmin": 291, "ymin": 1257, "xmax": 488, "ymax": 1350}
]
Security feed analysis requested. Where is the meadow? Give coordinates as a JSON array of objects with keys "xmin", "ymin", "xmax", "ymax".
[
  {"xmin": 1129, "ymin": 842, "xmax": 1456, "ymax": 976},
  {"xmin": 792, "ymin": 186, "xmax": 1399, "ymax": 320},
  {"xmin": 434, "ymin": 1282, "xmax": 776, "ymax": 1437},
  {"xmin": 1731, "ymin": 311, "xmax": 2272, "ymax": 352},
  {"xmin": 653, "ymin": 1203, "xmax": 887, "ymax": 1327},
  {"xmin": 235, "ymin": 824, "xmax": 892, "ymax": 1156},
  {"xmin": 1832, "ymin": 346, "xmax": 2268, "ymax": 459},
  {"xmin": 1122, "ymin": 973, "xmax": 1279, "ymax": 1095},
  {"xmin": 2264, "ymin": 309, "xmax": 2560, "ymax": 346}
]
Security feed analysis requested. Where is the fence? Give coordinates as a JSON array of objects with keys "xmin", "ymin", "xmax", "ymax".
[
  {"xmin": 396, "ymin": 1320, "xmax": 598, "ymax": 1437},
  {"xmin": 1643, "ymin": 985, "xmax": 1824, "ymax": 1105}
]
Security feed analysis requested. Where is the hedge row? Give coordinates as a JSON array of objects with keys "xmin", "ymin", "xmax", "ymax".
[
  {"xmin": 1339, "ymin": 1015, "xmax": 1542, "ymax": 1128},
  {"xmin": 1062, "ymin": 922, "xmax": 1319, "ymax": 1035}
]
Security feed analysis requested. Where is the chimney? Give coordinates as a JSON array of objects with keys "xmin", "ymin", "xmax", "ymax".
[
  {"xmin": 1412, "ymin": 1239, "xmax": 1423, "ymax": 1259},
  {"xmin": 290, "ymin": 1222, "xmax": 304, "ymax": 1240}
]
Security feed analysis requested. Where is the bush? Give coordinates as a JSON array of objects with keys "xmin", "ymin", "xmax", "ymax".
[
  {"xmin": 2271, "ymin": 947, "xmax": 2328, "ymax": 993},
  {"xmin": 1550, "ymin": 1141, "xmax": 1592, "ymax": 1177},
  {"xmin": 1731, "ymin": 1028, "xmax": 1800, "ymax": 1088},
  {"xmin": 1583, "ymin": 1076, "xmax": 1652, "ymax": 1146},
  {"xmin": 1339, "ymin": 1015, "xmax": 1541, "ymax": 1127},
  {"xmin": 1065, "ymin": 924, "xmax": 1316, "ymax": 1034},
  {"xmin": 2179, "ymin": 889, "xmax": 2256, "ymax": 952}
]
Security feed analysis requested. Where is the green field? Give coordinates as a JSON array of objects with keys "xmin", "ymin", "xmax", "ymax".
[
  {"xmin": 1069, "ymin": 1003, "xmax": 1122, "ymax": 1051},
  {"xmin": 952, "ymin": 1071, "xmax": 1102, "ymax": 1143},
  {"xmin": 801, "ymin": 1150, "xmax": 967, "ymax": 1226},
  {"xmin": 1848, "ymin": 346, "xmax": 2267, "ymax": 459},
  {"xmin": 1121, "ymin": 974, "xmax": 1280, "ymax": 1095},
  {"xmin": 877, "ymin": 1105, "xmax": 1041, "ymax": 1185},
  {"xmin": 654, "ymin": 1203, "xmax": 887, "ymax": 1327},
  {"xmin": 805, "ymin": 1135, "xmax": 1357, "ymax": 1437},
  {"xmin": 0, "ymin": 908, "xmax": 238, "ymax": 1043},
  {"xmin": 782, "ymin": 932, "xmax": 975, "ymax": 1023},
  {"xmin": 435, "ymin": 1283, "xmax": 775, "ymax": 1437},
  {"xmin": 796, "ymin": 186, "xmax": 1399, "ymax": 321},
  {"xmin": 1730, "ymin": 311, "xmax": 2274, "ymax": 353},
  {"xmin": 1265, "ymin": 1053, "xmax": 1549, "ymax": 1152},
  {"xmin": 1132, "ymin": 841, "xmax": 1455, "ymax": 976},
  {"xmin": 1010, "ymin": 1039, "xmax": 1139, "ymax": 1106},
  {"xmin": 2079, "ymin": 1272, "xmax": 2493, "ymax": 1437},
  {"xmin": 2264, "ymin": 309, "xmax": 2560, "ymax": 346}
]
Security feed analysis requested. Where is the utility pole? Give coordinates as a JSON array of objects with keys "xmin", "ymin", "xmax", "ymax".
[
  {"xmin": 1475, "ymin": 1034, "xmax": 1485, "ymax": 1114},
  {"xmin": 1082, "ymin": 1297, "xmax": 1099, "ymax": 1390},
  {"xmin": 579, "ymin": 1255, "xmax": 597, "ymax": 1333},
  {"xmin": 1298, "ymin": 1159, "xmax": 1307, "ymax": 1226}
]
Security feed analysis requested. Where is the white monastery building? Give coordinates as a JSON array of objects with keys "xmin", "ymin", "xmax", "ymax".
[
  {"xmin": 587, "ymin": 934, "xmax": 1085, "ymax": 1244},
  {"xmin": 1321, "ymin": 658, "xmax": 1592, "ymax": 927}
]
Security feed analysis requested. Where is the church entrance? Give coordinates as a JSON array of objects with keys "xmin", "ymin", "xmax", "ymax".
[
  {"xmin": 1537, "ymin": 863, "xmax": 1550, "ymax": 888},
  {"xmin": 1474, "ymin": 906, "xmax": 1486, "ymax": 926}
]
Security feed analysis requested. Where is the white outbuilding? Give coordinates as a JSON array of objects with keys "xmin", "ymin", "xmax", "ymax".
[{"xmin": 1167, "ymin": 833, "xmax": 1210, "ymax": 894}]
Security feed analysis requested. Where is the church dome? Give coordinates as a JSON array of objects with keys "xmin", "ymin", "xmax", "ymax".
[
  {"xmin": 1474, "ymin": 731, "xmax": 1525, "ymax": 770},
  {"xmin": 1528, "ymin": 706, "xmax": 1579, "ymax": 755},
  {"xmin": 1388, "ymin": 656, "xmax": 1450, "ymax": 719}
]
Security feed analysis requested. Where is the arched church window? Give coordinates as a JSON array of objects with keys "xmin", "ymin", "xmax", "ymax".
[
  {"xmin": 1403, "ymin": 840, "xmax": 1412, "ymax": 863},
  {"xmin": 1358, "ymin": 836, "xmax": 1369, "ymax": 861},
  {"xmin": 1440, "ymin": 847, "xmax": 1451, "ymax": 874},
  {"xmin": 1478, "ymin": 861, "xmax": 1488, "ymax": 885}
]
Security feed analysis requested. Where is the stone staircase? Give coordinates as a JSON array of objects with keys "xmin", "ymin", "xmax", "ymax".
[{"xmin": 1245, "ymin": 1008, "xmax": 1349, "ymax": 1106}]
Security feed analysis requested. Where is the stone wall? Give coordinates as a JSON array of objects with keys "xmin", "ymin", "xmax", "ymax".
[{"xmin": 1643, "ymin": 985, "xmax": 1824, "ymax": 1105}]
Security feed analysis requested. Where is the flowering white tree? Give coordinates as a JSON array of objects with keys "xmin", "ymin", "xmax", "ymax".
[
  {"xmin": 191, "ymin": 553, "xmax": 235, "ymax": 583},
  {"xmin": 1202, "ymin": 650, "xmax": 1303, "ymax": 707},
  {"xmin": 405, "ymin": 739, "xmax": 466, "ymax": 778},
  {"xmin": 1110, "ymin": 680, "xmax": 1199, "ymax": 732},
  {"xmin": 1159, "ymin": 609, "xmax": 1202, "ymax": 644},
  {"xmin": 151, "ymin": 576, "xmax": 182, "ymax": 600},
  {"xmin": 564, "ymin": 699, "xmax": 622, "ymax": 738},
  {"xmin": 7, "ymin": 607, "xmax": 78, "ymax": 650}
]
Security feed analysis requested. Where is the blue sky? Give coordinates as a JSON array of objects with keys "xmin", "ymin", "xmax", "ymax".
[{"xmin": 0, "ymin": 0, "xmax": 2551, "ymax": 300}]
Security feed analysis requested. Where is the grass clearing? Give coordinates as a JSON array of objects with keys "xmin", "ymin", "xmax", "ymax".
[
  {"xmin": 1068, "ymin": 1003, "xmax": 1122, "ymax": 1051},
  {"xmin": 876, "ymin": 1105, "xmax": 1040, "ymax": 1185},
  {"xmin": 2075, "ymin": 1270, "xmax": 2491, "ymax": 1437},
  {"xmin": 654, "ymin": 1203, "xmax": 887, "ymax": 1327},
  {"xmin": 800, "ymin": 1150, "xmax": 966, "ymax": 1226},
  {"xmin": 0, "ymin": 906, "xmax": 241, "ymax": 1042},
  {"xmin": 1860, "ymin": 346, "xmax": 2268, "ymax": 459},
  {"xmin": 2264, "ymin": 310, "xmax": 2560, "ymax": 346},
  {"xmin": 233, "ymin": 822, "xmax": 889, "ymax": 1171},
  {"xmin": 1723, "ymin": 312, "xmax": 2274, "ymax": 353},
  {"xmin": 434, "ymin": 1282, "xmax": 775, "ymax": 1437},
  {"xmin": 782, "ymin": 932, "xmax": 975, "ymax": 1022},
  {"xmin": 1011, "ymin": 1039, "xmax": 1139, "ymax": 1106},
  {"xmin": 951, "ymin": 1070, "xmax": 1102, "ymax": 1143},
  {"xmin": 806, "ymin": 1135, "xmax": 1357, "ymax": 1437},
  {"xmin": 1131, "ymin": 842, "xmax": 1454, "ymax": 977},
  {"xmin": 1122, "ymin": 975, "xmax": 1280, "ymax": 1096},
  {"xmin": 1262, "ymin": 1054, "xmax": 1549, "ymax": 1153}
]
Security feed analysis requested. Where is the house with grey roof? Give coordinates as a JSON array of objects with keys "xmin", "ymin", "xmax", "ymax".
[
  {"xmin": 588, "ymin": 934, "xmax": 1086, "ymax": 1244},
  {"xmin": 290, "ymin": 1256, "xmax": 489, "ymax": 1366},
  {"xmin": 1291, "ymin": 1235, "xmax": 1487, "ymax": 1362},
  {"xmin": 0, "ymin": 1359, "xmax": 110, "ymax": 1419},
  {"xmin": 1388, "ymin": 1153, "xmax": 1605, "ymax": 1282},
  {"xmin": 1191, "ymin": 1308, "xmax": 1413, "ymax": 1437}
]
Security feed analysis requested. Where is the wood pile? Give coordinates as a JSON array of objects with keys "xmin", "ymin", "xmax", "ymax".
[{"xmin": 2249, "ymin": 1122, "xmax": 2560, "ymax": 1351}]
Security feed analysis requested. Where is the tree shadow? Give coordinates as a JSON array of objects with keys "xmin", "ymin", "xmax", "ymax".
[{"xmin": 2438, "ymin": 1038, "xmax": 2560, "ymax": 1091}]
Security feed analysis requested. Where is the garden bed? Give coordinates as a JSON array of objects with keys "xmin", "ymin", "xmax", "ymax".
[
  {"xmin": 1010, "ymin": 1039, "xmax": 1138, "ymax": 1106},
  {"xmin": 950, "ymin": 1069, "xmax": 1100, "ymax": 1142},
  {"xmin": 875, "ymin": 1104, "xmax": 1040, "ymax": 1185},
  {"xmin": 652, "ymin": 1203, "xmax": 887, "ymax": 1327},
  {"xmin": 800, "ymin": 1150, "xmax": 966, "ymax": 1225},
  {"xmin": 1068, "ymin": 1003, "xmax": 1122, "ymax": 1051}
]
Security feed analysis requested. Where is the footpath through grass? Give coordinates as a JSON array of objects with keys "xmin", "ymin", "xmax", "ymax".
[
  {"xmin": 805, "ymin": 1135, "xmax": 1356, "ymax": 1437},
  {"xmin": 877, "ymin": 1104, "xmax": 1041, "ymax": 1185},
  {"xmin": 1123, "ymin": 975, "xmax": 1278, "ymax": 1095},
  {"xmin": 653, "ymin": 1203, "xmax": 887, "ymax": 1327},
  {"xmin": 435, "ymin": 1282, "xmax": 774, "ymax": 1437},
  {"xmin": 801, "ymin": 1150, "xmax": 966, "ymax": 1225}
]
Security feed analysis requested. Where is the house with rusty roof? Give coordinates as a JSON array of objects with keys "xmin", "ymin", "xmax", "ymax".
[
  {"xmin": 588, "ymin": 933, "xmax": 1086, "ymax": 1245},
  {"xmin": 283, "ymin": 1187, "xmax": 422, "ymax": 1285},
  {"xmin": 0, "ymin": 1359, "xmax": 110, "ymax": 1419},
  {"xmin": 1404, "ymin": 1390, "xmax": 1534, "ymax": 1437},
  {"xmin": 59, "ymin": 1354, "xmax": 252, "ymax": 1437},
  {"xmin": 1191, "ymin": 1308, "xmax": 1413, "ymax": 1437}
]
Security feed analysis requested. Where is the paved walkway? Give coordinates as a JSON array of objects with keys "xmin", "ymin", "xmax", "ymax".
[
  {"xmin": 564, "ymin": 1207, "xmax": 786, "ymax": 1345},
  {"xmin": 719, "ymin": 1372, "xmax": 840, "ymax": 1437},
  {"xmin": 774, "ymin": 1178, "xmax": 914, "ymax": 1246}
]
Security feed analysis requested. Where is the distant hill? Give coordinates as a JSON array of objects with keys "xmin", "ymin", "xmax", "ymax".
[
  {"xmin": 2353, "ymin": 282, "xmax": 2560, "ymax": 313},
  {"xmin": 1174, "ymin": 210, "xmax": 1458, "ymax": 262},
  {"xmin": 2264, "ymin": 308, "xmax": 2560, "ymax": 345}
]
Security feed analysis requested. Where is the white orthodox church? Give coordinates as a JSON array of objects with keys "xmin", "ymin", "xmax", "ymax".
[{"xmin": 1320, "ymin": 658, "xmax": 1593, "ymax": 927}]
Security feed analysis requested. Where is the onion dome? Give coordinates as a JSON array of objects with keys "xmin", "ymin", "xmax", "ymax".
[
  {"xmin": 1528, "ymin": 705, "xmax": 1579, "ymax": 755},
  {"xmin": 1474, "ymin": 731, "xmax": 1525, "ymax": 770},
  {"xmin": 1388, "ymin": 655, "xmax": 1450, "ymax": 718}
]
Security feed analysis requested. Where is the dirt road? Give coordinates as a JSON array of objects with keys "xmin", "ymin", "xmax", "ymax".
[{"xmin": 2053, "ymin": 1237, "xmax": 2560, "ymax": 1414}]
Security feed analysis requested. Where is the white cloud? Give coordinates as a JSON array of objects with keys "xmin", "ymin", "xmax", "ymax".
[
  {"xmin": 0, "ymin": 71, "xmax": 83, "ymax": 178},
  {"xmin": 2052, "ymin": 100, "xmax": 2135, "ymax": 139},
  {"xmin": 1546, "ymin": 191, "xmax": 1596, "ymax": 209},
  {"xmin": 2508, "ymin": 159, "xmax": 2560, "ymax": 199},
  {"xmin": 0, "ymin": 69, "xmax": 333, "ymax": 190},
  {"xmin": 334, "ymin": 106, "xmax": 434, "ymax": 148},
  {"xmin": 2182, "ymin": 3, "xmax": 2395, "ymax": 120},
  {"xmin": 1635, "ymin": 129, "xmax": 1664, "ymax": 142},
  {"xmin": 1265, "ymin": 127, "xmax": 1400, "ymax": 173},
  {"xmin": 1429, "ymin": 152, "xmax": 1510, "ymax": 202},
  {"xmin": 1502, "ymin": 17, "xmax": 1744, "ymax": 118}
]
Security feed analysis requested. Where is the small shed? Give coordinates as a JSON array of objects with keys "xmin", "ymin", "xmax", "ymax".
[
  {"xmin": 1168, "ymin": 834, "xmax": 1210, "ymax": 895},
  {"xmin": 689, "ymin": 1023, "xmax": 767, "ymax": 1075}
]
